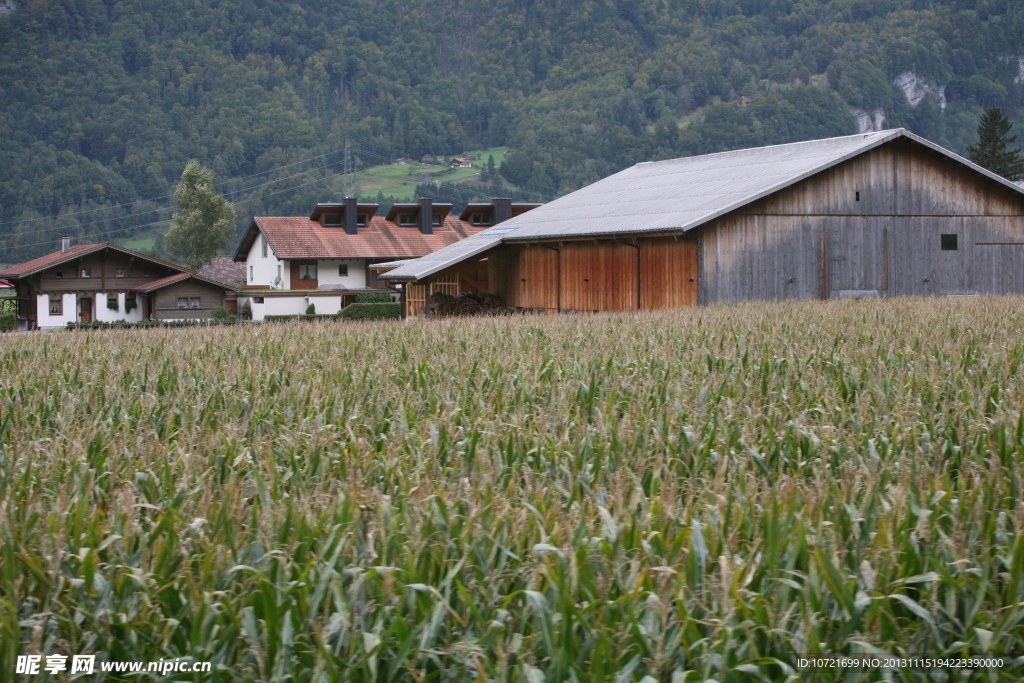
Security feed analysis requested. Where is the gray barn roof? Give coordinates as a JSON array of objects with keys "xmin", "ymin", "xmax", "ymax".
[{"xmin": 382, "ymin": 129, "xmax": 1024, "ymax": 282}]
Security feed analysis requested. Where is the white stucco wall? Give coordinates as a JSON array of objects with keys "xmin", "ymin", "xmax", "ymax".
[
  {"xmin": 246, "ymin": 232, "xmax": 287, "ymax": 288},
  {"xmin": 36, "ymin": 293, "xmax": 75, "ymax": 329},
  {"xmin": 317, "ymin": 260, "xmax": 367, "ymax": 289},
  {"xmin": 241, "ymin": 294, "xmax": 344, "ymax": 321},
  {"xmin": 94, "ymin": 293, "xmax": 145, "ymax": 323},
  {"xmin": 37, "ymin": 292, "xmax": 146, "ymax": 328}
]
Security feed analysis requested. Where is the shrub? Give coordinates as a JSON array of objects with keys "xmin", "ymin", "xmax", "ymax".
[
  {"xmin": 0, "ymin": 313, "xmax": 15, "ymax": 332},
  {"xmin": 125, "ymin": 298, "xmax": 137, "ymax": 314},
  {"xmin": 239, "ymin": 302, "xmax": 252, "ymax": 320},
  {"xmin": 107, "ymin": 298, "xmax": 119, "ymax": 310},
  {"xmin": 305, "ymin": 302, "xmax": 316, "ymax": 314},
  {"xmin": 211, "ymin": 306, "xmax": 234, "ymax": 321},
  {"xmin": 355, "ymin": 292, "xmax": 394, "ymax": 303},
  {"xmin": 336, "ymin": 302, "xmax": 401, "ymax": 321}
]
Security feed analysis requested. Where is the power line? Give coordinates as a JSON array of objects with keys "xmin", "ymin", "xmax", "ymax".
[{"xmin": 1, "ymin": 145, "xmax": 350, "ymax": 226}]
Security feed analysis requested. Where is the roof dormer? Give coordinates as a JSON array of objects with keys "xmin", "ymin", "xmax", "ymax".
[
  {"xmin": 310, "ymin": 201, "xmax": 379, "ymax": 232},
  {"xmin": 385, "ymin": 198, "xmax": 453, "ymax": 234}
]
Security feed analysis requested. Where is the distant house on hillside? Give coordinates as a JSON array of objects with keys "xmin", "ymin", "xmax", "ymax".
[
  {"xmin": 0, "ymin": 239, "xmax": 236, "ymax": 330},
  {"xmin": 233, "ymin": 198, "xmax": 540, "ymax": 321},
  {"xmin": 393, "ymin": 158, "xmax": 408, "ymax": 165},
  {"xmin": 383, "ymin": 129, "xmax": 1024, "ymax": 316},
  {"xmin": 449, "ymin": 157, "xmax": 472, "ymax": 169}
]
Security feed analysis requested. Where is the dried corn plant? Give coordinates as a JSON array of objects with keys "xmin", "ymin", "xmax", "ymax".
[{"xmin": 2, "ymin": 298, "xmax": 1024, "ymax": 681}]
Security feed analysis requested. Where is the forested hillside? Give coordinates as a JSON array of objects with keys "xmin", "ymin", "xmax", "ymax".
[{"xmin": 1, "ymin": 0, "xmax": 1022, "ymax": 261}]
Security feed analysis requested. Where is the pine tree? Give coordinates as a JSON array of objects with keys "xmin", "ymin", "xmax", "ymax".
[
  {"xmin": 966, "ymin": 108, "xmax": 1024, "ymax": 181},
  {"xmin": 486, "ymin": 154, "xmax": 497, "ymax": 183},
  {"xmin": 164, "ymin": 160, "xmax": 236, "ymax": 271}
]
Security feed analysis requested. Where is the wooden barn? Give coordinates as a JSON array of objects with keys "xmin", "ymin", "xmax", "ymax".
[{"xmin": 380, "ymin": 129, "xmax": 1024, "ymax": 316}]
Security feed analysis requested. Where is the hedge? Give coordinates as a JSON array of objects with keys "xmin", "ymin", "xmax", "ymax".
[
  {"xmin": 355, "ymin": 292, "xmax": 394, "ymax": 304},
  {"xmin": 0, "ymin": 313, "xmax": 15, "ymax": 332},
  {"xmin": 335, "ymin": 302, "xmax": 401, "ymax": 321},
  {"xmin": 263, "ymin": 314, "xmax": 335, "ymax": 323}
]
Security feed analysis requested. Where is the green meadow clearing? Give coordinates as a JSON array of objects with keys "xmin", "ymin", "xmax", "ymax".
[{"xmin": 3, "ymin": 299, "xmax": 1024, "ymax": 682}]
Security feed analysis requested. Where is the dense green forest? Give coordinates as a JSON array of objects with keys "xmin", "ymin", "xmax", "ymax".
[{"xmin": 1, "ymin": 0, "xmax": 1022, "ymax": 262}]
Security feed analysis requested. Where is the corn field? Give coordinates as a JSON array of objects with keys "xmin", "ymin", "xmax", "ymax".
[{"xmin": 3, "ymin": 298, "xmax": 1024, "ymax": 682}]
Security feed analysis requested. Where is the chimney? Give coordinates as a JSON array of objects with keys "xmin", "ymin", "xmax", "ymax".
[
  {"xmin": 418, "ymin": 197, "xmax": 433, "ymax": 235},
  {"xmin": 344, "ymin": 197, "xmax": 358, "ymax": 235},
  {"xmin": 493, "ymin": 197, "xmax": 512, "ymax": 225},
  {"xmin": 61, "ymin": 236, "xmax": 71, "ymax": 253}
]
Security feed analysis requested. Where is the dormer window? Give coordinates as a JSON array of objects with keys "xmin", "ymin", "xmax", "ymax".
[
  {"xmin": 470, "ymin": 212, "xmax": 490, "ymax": 226},
  {"xmin": 357, "ymin": 214, "xmax": 367, "ymax": 227},
  {"xmin": 322, "ymin": 214, "xmax": 342, "ymax": 227},
  {"xmin": 398, "ymin": 213, "xmax": 417, "ymax": 227},
  {"xmin": 432, "ymin": 214, "xmax": 442, "ymax": 227}
]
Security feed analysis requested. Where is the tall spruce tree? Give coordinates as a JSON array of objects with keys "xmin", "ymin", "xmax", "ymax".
[
  {"xmin": 966, "ymin": 108, "xmax": 1024, "ymax": 181},
  {"xmin": 165, "ymin": 161, "xmax": 236, "ymax": 271}
]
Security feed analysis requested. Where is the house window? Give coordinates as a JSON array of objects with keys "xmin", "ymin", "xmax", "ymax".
[
  {"xmin": 357, "ymin": 214, "xmax": 367, "ymax": 227},
  {"xmin": 299, "ymin": 264, "xmax": 317, "ymax": 280},
  {"xmin": 249, "ymin": 265, "xmax": 253, "ymax": 281},
  {"xmin": 115, "ymin": 268, "xmax": 126, "ymax": 277},
  {"xmin": 338, "ymin": 264, "xmax": 348, "ymax": 276},
  {"xmin": 107, "ymin": 296, "xmax": 118, "ymax": 310},
  {"xmin": 253, "ymin": 297, "xmax": 265, "ymax": 304},
  {"xmin": 323, "ymin": 214, "xmax": 342, "ymax": 227},
  {"xmin": 398, "ymin": 213, "xmax": 416, "ymax": 227},
  {"xmin": 81, "ymin": 268, "xmax": 91, "ymax": 277},
  {"xmin": 55, "ymin": 271, "xmax": 63, "ymax": 278},
  {"xmin": 177, "ymin": 297, "xmax": 189, "ymax": 309},
  {"xmin": 49, "ymin": 299, "xmax": 62, "ymax": 315},
  {"xmin": 261, "ymin": 235, "xmax": 268, "ymax": 257},
  {"xmin": 470, "ymin": 212, "xmax": 490, "ymax": 226},
  {"xmin": 432, "ymin": 213, "xmax": 442, "ymax": 227},
  {"xmin": 941, "ymin": 234, "xmax": 958, "ymax": 251},
  {"xmin": 177, "ymin": 297, "xmax": 201, "ymax": 309}
]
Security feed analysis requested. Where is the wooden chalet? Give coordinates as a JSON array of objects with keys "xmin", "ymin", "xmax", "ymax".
[
  {"xmin": 0, "ymin": 240, "xmax": 236, "ymax": 329},
  {"xmin": 381, "ymin": 129, "xmax": 1024, "ymax": 316}
]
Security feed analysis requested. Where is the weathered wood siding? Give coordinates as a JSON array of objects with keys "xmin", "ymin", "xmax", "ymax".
[
  {"xmin": 701, "ymin": 140, "xmax": 1024, "ymax": 304},
  {"xmin": 37, "ymin": 248, "xmax": 177, "ymax": 292},
  {"xmin": 152, "ymin": 280, "xmax": 227, "ymax": 320}
]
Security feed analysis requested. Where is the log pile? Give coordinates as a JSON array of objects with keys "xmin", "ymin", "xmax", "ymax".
[{"xmin": 425, "ymin": 291, "xmax": 509, "ymax": 318}]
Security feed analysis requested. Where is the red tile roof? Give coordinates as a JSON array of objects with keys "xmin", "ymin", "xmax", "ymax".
[
  {"xmin": 197, "ymin": 256, "xmax": 247, "ymax": 287},
  {"xmin": 235, "ymin": 216, "xmax": 490, "ymax": 261},
  {"xmin": 0, "ymin": 243, "xmax": 105, "ymax": 278}
]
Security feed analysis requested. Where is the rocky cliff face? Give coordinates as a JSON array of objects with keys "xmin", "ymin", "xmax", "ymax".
[{"xmin": 893, "ymin": 72, "xmax": 947, "ymax": 109}]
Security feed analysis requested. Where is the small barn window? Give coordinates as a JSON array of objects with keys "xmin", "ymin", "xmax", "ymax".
[
  {"xmin": 855, "ymin": 191, "xmax": 860, "ymax": 201},
  {"xmin": 941, "ymin": 234, "xmax": 958, "ymax": 251},
  {"xmin": 80, "ymin": 268, "xmax": 91, "ymax": 278},
  {"xmin": 55, "ymin": 271, "xmax": 63, "ymax": 278},
  {"xmin": 338, "ymin": 264, "xmax": 348, "ymax": 276},
  {"xmin": 115, "ymin": 268, "xmax": 126, "ymax": 277},
  {"xmin": 49, "ymin": 299, "xmax": 62, "ymax": 315}
]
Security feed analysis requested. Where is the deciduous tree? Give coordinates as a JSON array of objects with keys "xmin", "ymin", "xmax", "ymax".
[{"xmin": 165, "ymin": 161, "xmax": 236, "ymax": 271}]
